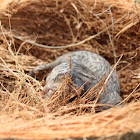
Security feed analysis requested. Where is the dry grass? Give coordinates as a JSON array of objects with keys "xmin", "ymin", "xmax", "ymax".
[{"xmin": 0, "ymin": 0, "xmax": 140, "ymax": 139}]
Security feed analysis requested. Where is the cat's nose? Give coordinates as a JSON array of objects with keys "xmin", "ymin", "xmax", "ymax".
[{"xmin": 42, "ymin": 85, "xmax": 50, "ymax": 95}]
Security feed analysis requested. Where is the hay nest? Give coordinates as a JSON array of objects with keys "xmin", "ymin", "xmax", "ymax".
[{"xmin": 0, "ymin": 0, "xmax": 140, "ymax": 139}]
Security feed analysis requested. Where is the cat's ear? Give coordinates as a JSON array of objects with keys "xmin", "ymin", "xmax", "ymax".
[
  {"xmin": 73, "ymin": 77, "xmax": 85, "ymax": 88},
  {"xmin": 70, "ymin": 72, "xmax": 87, "ymax": 91}
]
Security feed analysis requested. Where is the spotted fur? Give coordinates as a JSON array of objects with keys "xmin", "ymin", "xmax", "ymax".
[{"xmin": 29, "ymin": 51, "xmax": 122, "ymax": 108}]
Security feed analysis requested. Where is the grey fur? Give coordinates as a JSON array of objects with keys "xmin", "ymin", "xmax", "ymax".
[{"xmin": 29, "ymin": 51, "xmax": 122, "ymax": 108}]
